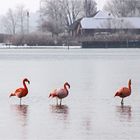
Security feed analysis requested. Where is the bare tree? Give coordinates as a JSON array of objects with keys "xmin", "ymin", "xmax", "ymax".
[
  {"xmin": 40, "ymin": 0, "xmax": 65, "ymax": 35},
  {"xmin": 2, "ymin": 9, "xmax": 18, "ymax": 35},
  {"xmin": 126, "ymin": 0, "xmax": 139, "ymax": 16},
  {"xmin": 16, "ymin": 5, "xmax": 27, "ymax": 34},
  {"xmin": 41, "ymin": 20, "xmax": 64, "ymax": 36},
  {"xmin": 84, "ymin": 0, "xmax": 97, "ymax": 17},
  {"xmin": 2, "ymin": 5, "xmax": 28, "ymax": 35},
  {"xmin": 104, "ymin": 0, "xmax": 139, "ymax": 17},
  {"xmin": 39, "ymin": 0, "xmax": 97, "ymax": 34},
  {"xmin": 44, "ymin": 0, "xmax": 83, "ymax": 25}
]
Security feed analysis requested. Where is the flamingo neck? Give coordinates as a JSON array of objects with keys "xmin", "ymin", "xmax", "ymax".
[
  {"xmin": 23, "ymin": 80, "xmax": 28, "ymax": 92},
  {"xmin": 128, "ymin": 84, "xmax": 131, "ymax": 93},
  {"xmin": 64, "ymin": 84, "xmax": 69, "ymax": 93}
]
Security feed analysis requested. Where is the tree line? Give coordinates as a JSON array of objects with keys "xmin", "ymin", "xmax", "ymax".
[
  {"xmin": 39, "ymin": 0, "xmax": 97, "ymax": 36},
  {"xmin": 104, "ymin": 0, "xmax": 140, "ymax": 17},
  {"xmin": 0, "ymin": 0, "xmax": 140, "ymax": 46}
]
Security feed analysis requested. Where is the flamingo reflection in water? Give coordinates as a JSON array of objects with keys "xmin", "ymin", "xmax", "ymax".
[
  {"xmin": 50, "ymin": 105, "xmax": 69, "ymax": 114},
  {"xmin": 116, "ymin": 105, "xmax": 132, "ymax": 122},
  {"xmin": 10, "ymin": 105, "xmax": 29, "ymax": 125},
  {"xmin": 50, "ymin": 105, "xmax": 69, "ymax": 121}
]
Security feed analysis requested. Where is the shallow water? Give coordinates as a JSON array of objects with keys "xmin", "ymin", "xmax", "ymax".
[{"xmin": 0, "ymin": 48, "xmax": 140, "ymax": 140}]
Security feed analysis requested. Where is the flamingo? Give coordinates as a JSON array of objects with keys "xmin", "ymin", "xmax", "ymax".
[
  {"xmin": 49, "ymin": 82, "xmax": 70, "ymax": 106},
  {"xmin": 9, "ymin": 78, "xmax": 30, "ymax": 105},
  {"xmin": 114, "ymin": 79, "xmax": 131, "ymax": 105}
]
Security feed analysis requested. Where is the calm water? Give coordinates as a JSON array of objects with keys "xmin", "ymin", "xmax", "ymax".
[{"xmin": 0, "ymin": 48, "xmax": 140, "ymax": 140}]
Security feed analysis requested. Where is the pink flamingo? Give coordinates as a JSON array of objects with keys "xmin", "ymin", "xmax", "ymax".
[
  {"xmin": 49, "ymin": 82, "xmax": 70, "ymax": 105},
  {"xmin": 9, "ymin": 78, "xmax": 30, "ymax": 105},
  {"xmin": 114, "ymin": 79, "xmax": 131, "ymax": 105}
]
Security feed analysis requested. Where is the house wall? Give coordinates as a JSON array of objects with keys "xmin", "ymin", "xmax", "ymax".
[{"xmin": 81, "ymin": 29, "xmax": 140, "ymax": 36}]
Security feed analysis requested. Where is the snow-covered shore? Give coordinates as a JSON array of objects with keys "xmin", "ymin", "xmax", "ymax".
[{"xmin": 0, "ymin": 45, "xmax": 81, "ymax": 49}]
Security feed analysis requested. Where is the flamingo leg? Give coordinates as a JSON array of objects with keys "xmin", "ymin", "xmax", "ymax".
[
  {"xmin": 121, "ymin": 98, "xmax": 124, "ymax": 106},
  {"xmin": 56, "ymin": 98, "xmax": 58, "ymax": 106},
  {"xmin": 60, "ymin": 99, "xmax": 62, "ymax": 106},
  {"xmin": 20, "ymin": 98, "xmax": 22, "ymax": 105}
]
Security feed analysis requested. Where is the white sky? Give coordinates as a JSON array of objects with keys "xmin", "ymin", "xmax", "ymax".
[
  {"xmin": 96, "ymin": 0, "xmax": 107, "ymax": 10},
  {"xmin": 0, "ymin": 0, "xmax": 105, "ymax": 15},
  {"xmin": 0, "ymin": 0, "xmax": 40, "ymax": 15}
]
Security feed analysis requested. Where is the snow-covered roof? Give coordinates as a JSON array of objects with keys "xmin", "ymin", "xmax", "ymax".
[
  {"xmin": 81, "ymin": 18, "xmax": 106, "ymax": 29},
  {"xmin": 94, "ymin": 11, "xmax": 113, "ymax": 19},
  {"xmin": 81, "ymin": 11, "xmax": 140, "ymax": 29}
]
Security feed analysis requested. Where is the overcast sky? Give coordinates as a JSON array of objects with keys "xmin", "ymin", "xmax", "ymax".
[
  {"xmin": 0, "ymin": 0, "xmax": 40, "ymax": 15},
  {"xmin": 0, "ymin": 0, "xmax": 106, "ymax": 15}
]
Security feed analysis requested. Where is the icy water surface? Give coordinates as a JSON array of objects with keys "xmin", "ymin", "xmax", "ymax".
[{"xmin": 0, "ymin": 48, "xmax": 140, "ymax": 140}]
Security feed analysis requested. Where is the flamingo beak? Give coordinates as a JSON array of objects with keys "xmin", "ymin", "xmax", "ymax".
[
  {"xmin": 28, "ymin": 81, "xmax": 30, "ymax": 84},
  {"xmin": 114, "ymin": 92, "xmax": 118, "ymax": 97},
  {"xmin": 114, "ymin": 94, "xmax": 117, "ymax": 97},
  {"xmin": 9, "ymin": 93, "xmax": 13, "ymax": 98}
]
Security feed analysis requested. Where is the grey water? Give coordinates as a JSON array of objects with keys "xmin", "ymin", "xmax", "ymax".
[{"xmin": 0, "ymin": 48, "xmax": 140, "ymax": 140}]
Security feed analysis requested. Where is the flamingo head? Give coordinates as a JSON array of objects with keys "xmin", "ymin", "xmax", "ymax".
[
  {"xmin": 9, "ymin": 93, "xmax": 15, "ymax": 98},
  {"xmin": 24, "ymin": 78, "xmax": 30, "ymax": 84},
  {"xmin": 64, "ymin": 82, "xmax": 70, "ymax": 89},
  {"xmin": 114, "ymin": 92, "xmax": 119, "ymax": 97},
  {"xmin": 49, "ymin": 94, "xmax": 52, "ymax": 98}
]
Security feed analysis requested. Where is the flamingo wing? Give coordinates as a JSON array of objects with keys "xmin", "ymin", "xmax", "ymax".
[
  {"xmin": 117, "ymin": 87, "xmax": 131, "ymax": 97},
  {"xmin": 14, "ymin": 88, "xmax": 22, "ymax": 98},
  {"xmin": 15, "ymin": 88, "xmax": 23, "ymax": 93},
  {"xmin": 56, "ymin": 88, "xmax": 68, "ymax": 99},
  {"xmin": 15, "ymin": 88, "xmax": 27, "ymax": 98}
]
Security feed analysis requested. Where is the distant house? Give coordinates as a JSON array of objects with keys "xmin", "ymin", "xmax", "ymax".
[
  {"xmin": 69, "ymin": 18, "xmax": 82, "ymax": 36},
  {"xmin": 69, "ymin": 11, "xmax": 140, "ymax": 36}
]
